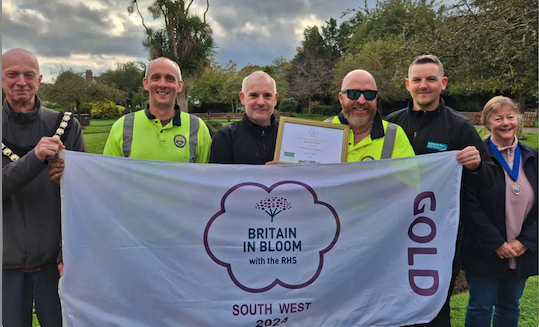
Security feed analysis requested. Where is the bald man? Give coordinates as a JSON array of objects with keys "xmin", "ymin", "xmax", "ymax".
[
  {"xmin": 2, "ymin": 48, "xmax": 86, "ymax": 327},
  {"xmin": 325, "ymin": 69, "xmax": 414, "ymax": 161},
  {"xmin": 101, "ymin": 57, "xmax": 211, "ymax": 162}
]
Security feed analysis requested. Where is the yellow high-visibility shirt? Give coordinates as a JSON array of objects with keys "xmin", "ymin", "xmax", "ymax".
[{"xmin": 104, "ymin": 106, "xmax": 211, "ymax": 163}]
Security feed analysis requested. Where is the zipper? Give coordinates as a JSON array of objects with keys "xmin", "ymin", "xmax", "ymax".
[
  {"xmin": 412, "ymin": 111, "xmax": 426, "ymax": 149},
  {"xmin": 261, "ymin": 129, "xmax": 266, "ymax": 162}
]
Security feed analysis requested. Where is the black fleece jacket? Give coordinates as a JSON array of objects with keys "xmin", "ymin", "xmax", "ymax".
[
  {"xmin": 209, "ymin": 114, "xmax": 278, "ymax": 164},
  {"xmin": 386, "ymin": 97, "xmax": 495, "ymax": 190}
]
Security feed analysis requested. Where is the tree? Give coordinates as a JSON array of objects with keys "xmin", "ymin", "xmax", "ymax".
[
  {"xmin": 332, "ymin": 37, "xmax": 411, "ymax": 111},
  {"xmin": 334, "ymin": 0, "xmax": 444, "ymax": 108},
  {"xmin": 434, "ymin": 0, "xmax": 538, "ymax": 111},
  {"xmin": 288, "ymin": 26, "xmax": 340, "ymax": 116},
  {"xmin": 220, "ymin": 64, "xmax": 261, "ymax": 113},
  {"xmin": 128, "ymin": 0, "xmax": 216, "ymax": 112},
  {"xmin": 190, "ymin": 61, "xmax": 236, "ymax": 110},
  {"xmin": 263, "ymin": 57, "xmax": 291, "ymax": 103},
  {"xmin": 43, "ymin": 69, "xmax": 125, "ymax": 120},
  {"xmin": 98, "ymin": 62, "xmax": 145, "ymax": 109},
  {"xmin": 345, "ymin": 0, "xmax": 443, "ymax": 47},
  {"xmin": 321, "ymin": 17, "xmax": 354, "ymax": 55}
]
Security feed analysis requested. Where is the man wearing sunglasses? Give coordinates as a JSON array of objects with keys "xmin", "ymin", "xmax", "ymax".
[
  {"xmin": 386, "ymin": 55, "xmax": 495, "ymax": 327},
  {"xmin": 325, "ymin": 69, "xmax": 414, "ymax": 161}
]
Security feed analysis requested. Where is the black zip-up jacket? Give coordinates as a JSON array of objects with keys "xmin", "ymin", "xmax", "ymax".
[
  {"xmin": 386, "ymin": 97, "xmax": 495, "ymax": 190},
  {"xmin": 461, "ymin": 139, "xmax": 537, "ymax": 278},
  {"xmin": 3, "ymin": 97, "xmax": 87, "ymax": 269},
  {"xmin": 209, "ymin": 114, "xmax": 278, "ymax": 164}
]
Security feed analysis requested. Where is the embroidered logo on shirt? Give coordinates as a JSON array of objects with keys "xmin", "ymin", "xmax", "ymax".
[
  {"xmin": 426, "ymin": 142, "xmax": 448, "ymax": 151},
  {"xmin": 361, "ymin": 156, "xmax": 375, "ymax": 161},
  {"xmin": 174, "ymin": 135, "xmax": 187, "ymax": 148}
]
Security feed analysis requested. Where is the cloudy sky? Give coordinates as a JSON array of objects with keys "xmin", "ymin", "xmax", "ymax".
[{"xmin": 3, "ymin": 0, "xmax": 379, "ymax": 82}]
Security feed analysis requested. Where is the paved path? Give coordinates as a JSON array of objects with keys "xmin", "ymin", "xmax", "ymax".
[{"xmin": 474, "ymin": 125, "xmax": 537, "ymax": 132}]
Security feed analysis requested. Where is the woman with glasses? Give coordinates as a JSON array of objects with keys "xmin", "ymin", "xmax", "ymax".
[{"xmin": 461, "ymin": 96, "xmax": 538, "ymax": 327}]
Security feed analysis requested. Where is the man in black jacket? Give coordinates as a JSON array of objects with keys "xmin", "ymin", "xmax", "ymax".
[
  {"xmin": 387, "ymin": 54, "xmax": 495, "ymax": 327},
  {"xmin": 210, "ymin": 71, "xmax": 279, "ymax": 164},
  {"xmin": 2, "ymin": 48, "xmax": 87, "ymax": 327}
]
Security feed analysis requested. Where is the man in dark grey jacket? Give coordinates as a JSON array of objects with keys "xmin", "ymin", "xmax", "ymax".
[
  {"xmin": 2, "ymin": 48, "xmax": 87, "ymax": 327},
  {"xmin": 210, "ymin": 71, "xmax": 279, "ymax": 164}
]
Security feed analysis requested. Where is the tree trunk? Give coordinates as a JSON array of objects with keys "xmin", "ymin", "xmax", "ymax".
[
  {"xmin": 516, "ymin": 91, "xmax": 526, "ymax": 114},
  {"xmin": 230, "ymin": 100, "xmax": 234, "ymax": 113},
  {"xmin": 76, "ymin": 100, "xmax": 81, "ymax": 122},
  {"xmin": 377, "ymin": 98, "xmax": 383, "ymax": 115},
  {"xmin": 308, "ymin": 96, "xmax": 312, "ymax": 117},
  {"xmin": 177, "ymin": 88, "xmax": 189, "ymax": 113},
  {"xmin": 516, "ymin": 91, "xmax": 526, "ymax": 140},
  {"xmin": 517, "ymin": 119, "xmax": 526, "ymax": 140}
]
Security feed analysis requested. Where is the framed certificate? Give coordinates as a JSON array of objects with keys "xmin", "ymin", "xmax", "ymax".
[{"xmin": 274, "ymin": 117, "xmax": 349, "ymax": 164}]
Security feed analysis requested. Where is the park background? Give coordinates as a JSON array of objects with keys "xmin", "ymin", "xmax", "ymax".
[{"xmin": 4, "ymin": 0, "xmax": 536, "ymax": 325}]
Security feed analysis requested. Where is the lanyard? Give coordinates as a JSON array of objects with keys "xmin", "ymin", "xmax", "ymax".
[{"xmin": 489, "ymin": 139, "xmax": 520, "ymax": 181}]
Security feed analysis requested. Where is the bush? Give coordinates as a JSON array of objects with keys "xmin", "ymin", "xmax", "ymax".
[
  {"xmin": 44, "ymin": 102, "xmax": 69, "ymax": 111},
  {"xmin": 79, "ymin": 102, "xmax": 92, "ymax": 114},
  {"xmin": 279, "ymin": 98, "xmax": 299, "ymax": 113},
  {"xmin": 455, "ymin": 99, "xmax": 484, "ymax": 112},
  {"xmin": 131, "ymin": 93, "xmax": 143, "ymax": 108},
  {"xmin": 90, "ymin": 101, "xmax": 122, "ymax": 119},
  {"xmin": 205, "ymin": 120, "xmax": 223, "ymax": 138},
  {"xmin": 312, "ymin": 104, "xmax": 341, "ymax": 116}
]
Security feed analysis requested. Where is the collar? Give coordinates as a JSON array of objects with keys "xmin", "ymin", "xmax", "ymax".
[
  {"xmin": 337, "ymin": 110, "xmax": 385, "ymax": 140},
  {"xmin": 492, "ymin": 135, "xmax": 518, "ymax": 152},
  {"xmin": 484, "ymin": 137, "xmax": 537, "ymax": 163},
  {"xmin": 406, "ymin": 97, "xmax": 445, "ymax": 121},
  {"xmin": 3, "ymin": 96, "xmax": 42, "ymax": 124},
  {"xmin": 144, "ymin": 104, "xmax": 182, "ymax": 126},
  {"xmin": 243, "ymin": 113, "xmax": 277, "ymax": 132}
]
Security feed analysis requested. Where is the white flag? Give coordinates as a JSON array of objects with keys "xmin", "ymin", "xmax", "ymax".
[{"xmin": 60, "ymin": 151, "xmax": 462, "ymax": 327}]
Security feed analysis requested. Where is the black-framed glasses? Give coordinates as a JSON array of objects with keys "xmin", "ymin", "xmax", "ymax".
[{"xmin": 341, "ymin": 89, "xmax": 377, "ymax": 101}]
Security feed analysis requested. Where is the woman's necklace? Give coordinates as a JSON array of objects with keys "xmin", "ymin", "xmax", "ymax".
[{"xmin": 489, "ymin": 139, "xmax": 522, "ymax": 195}]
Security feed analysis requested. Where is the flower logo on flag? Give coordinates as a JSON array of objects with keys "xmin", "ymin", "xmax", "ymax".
[
  {"xmin": 203, "ymin": 181, "xmax": 340, "ymax": 293},
  {"xmin": 255, "ymin": 197, "xmax": 292, "ymax": 222}
]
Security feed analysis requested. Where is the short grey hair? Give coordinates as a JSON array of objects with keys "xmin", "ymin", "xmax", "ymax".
[
  {"xmin": 145, "ymin": 57, "xmax": 182, "ymax": 81},
  {"xmin": 408, "ymin": 54, "xmax": 444, "ymax": 79},
  {"xmin": 241, "ymin": 71, "xmax": 277, "ymax": 94}
]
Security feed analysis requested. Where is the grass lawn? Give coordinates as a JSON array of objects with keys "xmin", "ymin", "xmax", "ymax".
[
  {"xmin": 83, "ymin": 132, "xmax": 111, "ymax": 154},
  {"xmin": 291, "ymin": 113, "xmax": 330, "ymax": 121},
  {"xmin": 85, "ymin": 119, "xmax": 117, "ymax": 126},
  {"xmin": 82, "ymin": 124, "xmax": 115, "ymax": 134},
  {"xmin": 80, "ymin": 119, "xmax": 115, "ymax": 154},
  {"xmin": 450, "ymin": 276, "xmax": 538, "ymax": 326},
  {"xmin": 476, "ymin": 127, "xmax": 538, "ymax": 150}
]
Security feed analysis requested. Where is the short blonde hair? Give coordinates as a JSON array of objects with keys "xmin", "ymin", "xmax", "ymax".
[{"xmin": 481, "ymin": 96, "xmax": 520, "ymax": 131}]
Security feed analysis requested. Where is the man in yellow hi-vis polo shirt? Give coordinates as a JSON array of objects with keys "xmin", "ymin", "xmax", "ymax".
[
  {"xmin": 325, "ymin": 70, "xmax": 414, "ymax": 161},
  {"xmin": 103, "ymin": 57, "xmax": 211, "ymax": 162}
]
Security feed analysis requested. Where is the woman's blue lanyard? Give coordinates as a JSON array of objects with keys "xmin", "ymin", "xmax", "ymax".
[{"xmin": 489, "ymin": 139, "xmax": 520, "ymax": 182}]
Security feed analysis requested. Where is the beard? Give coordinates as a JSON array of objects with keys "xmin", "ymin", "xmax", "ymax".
[
  {"xmin": 344, "ymin": 110, "xmax": 373, "ymax": 128},
  {"xmin": 152, "ymin": 97, "xmax": 174, "ymax": 110}
]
